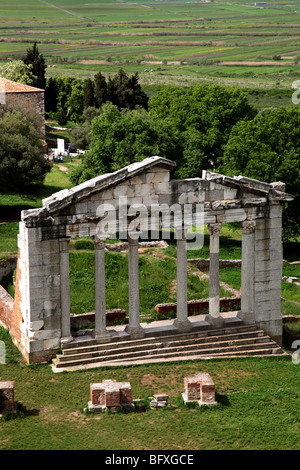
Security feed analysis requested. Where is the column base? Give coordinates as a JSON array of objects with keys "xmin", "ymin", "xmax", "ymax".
[
  {"xmin": 237, "ymin": 311, "xmax": 255, "ymax": 324},
  {"xmin": 125, "ymin": 325, "xmax": 145, "ymax": 339},
  {"xmin": 61, "ymin": 335, "xmax": 73, "ymax": 345},
  {"xmin": 204, "ymin": 314, "xmax": 224, "ymax": 328},
  {"xmin": 93, "ymin": 331, "xmax": 111, "ymax": 343},
  {"xmin": 173, "ymin": 318, "xmax": 193, "ymax": 332}
]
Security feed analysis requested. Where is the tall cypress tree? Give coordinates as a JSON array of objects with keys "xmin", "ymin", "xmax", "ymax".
[
  {"xmin": 23, "ymin": 42, "xmax": 47, "ymax": 89},
  {"xmin": 94, "ymin": 72, "xmax": 108, "ymax": 108},
  {"xmin": 45, "ymin": 77, "xmax": 58, "ymax": 114},
  {"xmin": 83, "ymin": 78, "xmax": 95, "ymax": 108}
]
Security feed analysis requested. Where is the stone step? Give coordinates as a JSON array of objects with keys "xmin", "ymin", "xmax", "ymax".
[
  {"xmin": 61, "ymin": 324, "xmax": 260, "ymax": 356},
  {"xmin": 55, "ymin": 330, "xmax": 269, "ymax": 364},
  {"xmin": 52, "ymin": 325, "xmax": 286, "ymax": 372},
  {"xmin": 52, "ymin": 342, "xmax": 286, "ymax": 372},
  {"xmin": 52, "ymin": 339, "xmax": 284, "ymax": 371}
]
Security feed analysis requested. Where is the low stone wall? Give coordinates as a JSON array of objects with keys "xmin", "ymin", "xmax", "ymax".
[
  {"xmin": 155, "ymin": 296, "xmax": 241, "ymax": 317},
  {"xmin": 71, "ymin": 309, "xmax": 126, "ymax": 330},
  {"xmin": 188, "ymin": 258, "xmax": 242, "ymax": 271}
]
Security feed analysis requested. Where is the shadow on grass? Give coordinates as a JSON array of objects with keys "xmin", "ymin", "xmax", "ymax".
[
  {"xmin": 283, "ymin": 242, "xmax": 300, "ymax": 262},
  {"xmin": 0, "ymin": 184, "xmax": 68, "ymax": 222},
  {"xmin": 1, "ymin": 403, "xmax": 40, "ymax": 421},
  {"xmin": 215, "ymin": 392, "xmax": 231, "ymax": 407}
]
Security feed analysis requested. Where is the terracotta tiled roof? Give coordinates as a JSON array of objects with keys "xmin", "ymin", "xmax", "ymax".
[{"xmin": 0, "ymin": 77, "xmax": 44, "ymax": 93}]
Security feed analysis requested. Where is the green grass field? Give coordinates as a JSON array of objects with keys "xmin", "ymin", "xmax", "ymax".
[
  {"xmin": 0, "ymin": 326, "xmax": 299, "ymax": 450},
  {"xmin": 0, "ymin": 0, "xmax": 300, "ymax": 91}
]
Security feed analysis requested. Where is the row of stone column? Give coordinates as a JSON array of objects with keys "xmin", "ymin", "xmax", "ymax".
[{"xmin": 59, "ymin": 220, "xmax": 256, "ymax": 343}]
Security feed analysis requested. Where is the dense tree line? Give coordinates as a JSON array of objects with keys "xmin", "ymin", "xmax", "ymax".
[
  {"xmin": 0, "ymin": 42, "xmax": 298, "ymax": 240},
  {"xmin": 45, "ymin": 69, "xmax": 149, "ymax": 125},
  {"xmin": 71, "ymin": 84, "xmax": 300, "ymax": 241}
]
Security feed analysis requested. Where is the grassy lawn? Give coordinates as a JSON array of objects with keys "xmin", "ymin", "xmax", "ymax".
[{"xmin": 0, "ymin": 326, "xmax": 299, "ymax": 450}]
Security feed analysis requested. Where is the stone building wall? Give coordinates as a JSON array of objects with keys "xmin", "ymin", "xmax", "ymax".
[{"xmin": 5, "ymin": 90, "xmax": 45, "ymax": 140}]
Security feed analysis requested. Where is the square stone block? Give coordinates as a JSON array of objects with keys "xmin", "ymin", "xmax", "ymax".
[
  {"xmin": 89, "ymin": 380, "xmax": 133, "ymax": 412},
  {"xmin": 183, "ymin": 373, "xmax": 217, "ymax": 406},
  {"xmin": 0, "ymin": 381, "xmax": 16, "ymax": 415}
]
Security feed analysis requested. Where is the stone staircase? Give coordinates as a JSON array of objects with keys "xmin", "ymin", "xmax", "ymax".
[{"xmin": 51, "ymin": 324, "xmax": 287, "ymax": 372}]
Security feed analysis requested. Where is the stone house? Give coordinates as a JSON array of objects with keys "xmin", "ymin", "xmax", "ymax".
[{"xmin": 0, "ymin": 77, "xmax": 46, "ymax": 150}]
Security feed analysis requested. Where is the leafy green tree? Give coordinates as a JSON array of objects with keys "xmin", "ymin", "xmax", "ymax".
[
  {"xmin": 149, "ymin": 84, "xmax": 257, "ymax": 173},
  {"xmin": 23, "ymin": 42, "xmax": 47, "ymax": 89},
  {"xmin": 219, "ymin": 107, "xmax": 300, "ymax": 240},
  {"xmin": 0, "ymin": 60, "xmax": 36, "ymax": 86},
  {"xmin": 71, "ymin": 102, "xmax": 178, "ymax": 185},
  {"xmin": 107, "ymin": 69, "xmax": 149, "ymax": 110},
  {"xmin": 71, "ymin": 107, "xmax": 101, "ymax": 151},
  {"xmin": 0, "ymin": 105, "xmax": 51, "ymax": 191},
  {"xmin": 53, "ymin": 76, "xmax": 84, "ymax": 124}
]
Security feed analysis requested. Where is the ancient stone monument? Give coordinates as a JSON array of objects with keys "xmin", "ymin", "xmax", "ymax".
[{"xmin": 0, "ymin": 156, "xmax": 293, "ymax": 363}]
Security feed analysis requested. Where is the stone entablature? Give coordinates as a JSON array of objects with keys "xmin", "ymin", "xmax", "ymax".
[{"xmin": 4, "ymin": 156, "xmax": 293, "ymax": 363}]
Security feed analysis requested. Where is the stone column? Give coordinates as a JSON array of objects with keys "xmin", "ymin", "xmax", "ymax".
[
  {"xmin": 125, "ymin": 235, "xmax": 144, "ymax": 339},
  {"xmin": 238, "ymin": 220, "xmax": 256, "ymax": 324},
  {"xmin": 173, "ymin": 233, "xmax": 192, "ymax": 332},
  {"xmin": 93, "ymin": 236, "xmax": 110, "ymax": 342},
  {"xmin": 59, "ymin": 238, "xmax": 73, "ymax": 344},
  {"xmin": 205, "ymin": 223, "xmax": 223, "ymax": 327}
]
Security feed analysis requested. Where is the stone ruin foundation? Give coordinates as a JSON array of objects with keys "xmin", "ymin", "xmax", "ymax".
[
  {"xmin": 182, "ymin": 372, "xmax": 217, "ymax": 406},
  {"xmin": 0, "ymin": 381, "xmax": 17, "ymax": 416},
  {"xmin": 88, "ymin": 379, "xmax": 134, "ymax": 413}
]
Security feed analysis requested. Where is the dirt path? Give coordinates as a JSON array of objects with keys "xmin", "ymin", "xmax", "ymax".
[{"xmin": 57, "ymin": 165, "xmax": 69, "ymax": 173}]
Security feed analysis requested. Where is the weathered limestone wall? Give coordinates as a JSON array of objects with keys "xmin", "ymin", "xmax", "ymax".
[
  {"xmin": 254, "ymin": 203, "xmax": 283, "ymax": 344},
  {"xmin": 6, "ymin": 91, "xmax": 45, "ymax": 139},
  {"xmin": 15, "ymin": 223, "xmax": 61, "ymax": 362}
]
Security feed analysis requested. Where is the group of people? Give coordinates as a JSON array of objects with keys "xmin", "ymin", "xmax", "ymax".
[{"xmin": 46, "ymin": 153, "xmax": 73, "ymax": 162}]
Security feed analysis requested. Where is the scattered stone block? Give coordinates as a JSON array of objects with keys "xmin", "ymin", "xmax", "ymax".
[
  {"xmin": 182, "ymin": 373, "xmax": 217, "ymax": 407},
  {"xmin": 0, "ymin": 381, "xmax": 17, "ymax": 416},
  {"xmin": 88, "ymin": 379, "xmax": 134, "ymax": 413},
  {"xmin": 150, "ymin": 394, "xmax": 169, "ymax": 408}
]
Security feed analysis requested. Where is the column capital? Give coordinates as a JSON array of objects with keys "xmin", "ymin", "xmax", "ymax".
[
  {"xmin": 93, "ymin": 235, "xmax": 106, "ymax": 249},
  {"xmin": 128, "ymin": 234, "xmax": 139, "ymax": 245},
  {"xmin": 59, "ymin": 238, "xmax": 70, "ymax": 252},
  {"xmin": 208, "ymin": 223, "xmax": 222, "ymax": 237},
  {"xmin": 241, "ymin": 220, "xmax": 256, "ymax": 234}
]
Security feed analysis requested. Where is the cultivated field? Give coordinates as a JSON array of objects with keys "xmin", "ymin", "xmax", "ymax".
[{"xmin": 0, "ymin": 0, "xmax": 300, "ymax": 89}]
